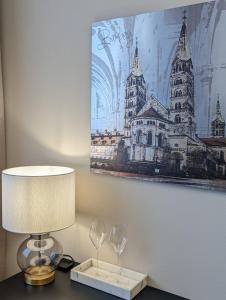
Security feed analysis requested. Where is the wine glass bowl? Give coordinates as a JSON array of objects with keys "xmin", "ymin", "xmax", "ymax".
[
  {"xmin": 89, "ymin": 219, "xmax": 107, "ymax": 274},
  {"xmin": 109, "ymin": 225, "xmax": 127, "ymax": 256},
  {"xmin": 89, "ymin": 219, "xmax": 106, "ymax": 250},
  {"xmin": 109, "ymin": 224, "xmax": 128, "ymax": 279}
]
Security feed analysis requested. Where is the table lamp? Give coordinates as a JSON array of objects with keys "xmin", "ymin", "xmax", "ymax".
[{"xmin": 2, "ymin": 166, "xmax": 75, "ymax": 286}]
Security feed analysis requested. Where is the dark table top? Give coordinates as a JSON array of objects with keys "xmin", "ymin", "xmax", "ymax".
[{"xmin": 0, "ymin": 270, "xmax": 188, "ymax": 300}]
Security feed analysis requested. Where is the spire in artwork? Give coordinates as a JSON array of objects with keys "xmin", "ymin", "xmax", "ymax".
[
  {"xmin": 132, "ymin": 37, "xmax": 142, "ymax": 76},
  {"xmin": 215, "ymin": 95, "xmax": 225, "ymax": 123},
  {"xmin": 175, "ymin": 10, "xmax": 191, "ymax": 61}
]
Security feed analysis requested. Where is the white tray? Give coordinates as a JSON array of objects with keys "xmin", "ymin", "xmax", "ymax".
[{"xmin": 70, "ymin": 259, "xmax": 148, "ymax": 300}]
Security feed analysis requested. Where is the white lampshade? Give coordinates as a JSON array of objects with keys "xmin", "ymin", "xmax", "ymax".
[{"xmin": 2, "ymin": 166, "xmax": 76, "ymax": 234}]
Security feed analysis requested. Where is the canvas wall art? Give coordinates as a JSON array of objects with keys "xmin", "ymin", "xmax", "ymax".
[{"xmin": 91, "ymin": 0, "xmax": 226, "ymax": 191}]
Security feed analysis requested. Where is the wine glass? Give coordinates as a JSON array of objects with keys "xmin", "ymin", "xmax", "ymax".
[
  {"xmin": 109, "ymin": 225, "xmax": 128, "ymax": 278},
  {"xmin": 89, "ymin": 219, "xmax": 107, "ymax": 274}
]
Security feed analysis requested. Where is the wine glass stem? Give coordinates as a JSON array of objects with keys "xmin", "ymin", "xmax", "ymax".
[
  {"xmin": 117, "ymin": 254, "xmax": 122, "ymax": 279},
  {"xmin": 96, "ymin": 249, "xmax": 99, "ymax": 275}
]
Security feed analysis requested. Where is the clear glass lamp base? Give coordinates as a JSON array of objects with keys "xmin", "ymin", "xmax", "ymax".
[{"xmin": 17, "ymin": 233, "xmax": 63, "ymax": 286}]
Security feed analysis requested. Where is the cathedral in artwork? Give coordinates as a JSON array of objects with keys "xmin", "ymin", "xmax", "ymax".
[{"xmin": 91, "ymin": 12, "xmax": 226, "ymax": 181}]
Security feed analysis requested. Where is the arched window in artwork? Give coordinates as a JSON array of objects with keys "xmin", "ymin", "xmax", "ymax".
[
  {"xmin": 147, "ymin": 131, "xmax": 152, "ymax": 145},
  {"xmin": 176, "ymin": 90, "xmax": 182, "ymax": 97},
  {"xmin": 175, "ymin": 114, "xmax": 181, "ymax": 123},
  {"xmin": 128, "ymin": 111, "xmax": 133, "ymax": 117},
  {"xmin": 175, "ymin": 78, "xmax": 182, "ymax": 85},
  {"xmin": 220, "ymin": 128, "xmax": 225, "ymax": 136},
  {"xmin": 158, "ymin": 133, "xmax": 163, "ymax": 147},
  {"xmin": 163, "ymin": 137, "xmax": 167, "ymax": 147},
  {"xmin": 136, "ymin": 129, "xmax": 142, "ymax": 144},
  {"xmin": 189, "ymin": 106, "xmax": 193, "ymax": 113},
  {"xmin": 188, "ymin": 117, "xmax": 192, "ymax": 126},
  {"xmin": 136, "ymin": 120, "xmax": 143, "ymax": 125},
  {"xmin": 175, "ymin": 90, "xmax": 182, "ymax": 97},
  {"xmin": 175, "ymin": 102, "xmax": 181, "ymax": 110}
]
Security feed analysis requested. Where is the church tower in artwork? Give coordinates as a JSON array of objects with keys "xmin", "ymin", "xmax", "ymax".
[
  {"xmin": 211, "ymin": 96, "xmax": 225, "ymax": 137},
  {"xmin": 124, "ymin": 39, "xmax": 146, "ymax": 139},
  {"xmin": 169, "ymin": 11, "xmax": 196, "ymax": 138}
]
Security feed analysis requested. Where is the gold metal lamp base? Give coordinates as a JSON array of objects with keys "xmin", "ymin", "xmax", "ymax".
[{"xmin": 24, "ymin": 266, "xmax": 55, "ymax": 286}]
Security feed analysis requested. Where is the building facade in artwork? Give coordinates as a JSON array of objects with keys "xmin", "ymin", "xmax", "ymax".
[
  {"xmin": 124, "ymin": 38, "xmax": 147, "ymax": 140},
  {"xmin": 169, "ymin": 14, "xmax": 195, "ymax": 139},
  {"xmin": 91, "ymin": 12, "xmax": 226, "ymax": 178}
]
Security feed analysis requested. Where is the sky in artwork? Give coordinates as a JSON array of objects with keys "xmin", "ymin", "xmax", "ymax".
[{"xmin": 91, "ymin": 0, "xmax": 226, "ymax": 137}]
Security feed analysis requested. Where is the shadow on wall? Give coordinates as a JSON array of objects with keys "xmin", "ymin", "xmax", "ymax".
[
  {"xmin": 6, "ymin": 117, "xmax": 90, "ymax": 170},
  {"xmin": 4, "ymin": 115, "xmax": 226, "ymax": 299}
]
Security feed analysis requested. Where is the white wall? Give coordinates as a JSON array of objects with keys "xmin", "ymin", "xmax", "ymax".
[{"xmin": 1, "ymin": 0, "xmax": 226, "ymax": 299}]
